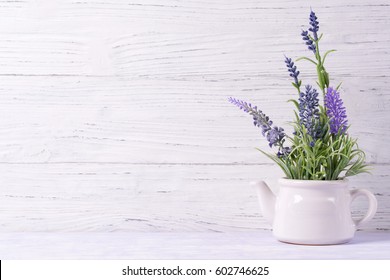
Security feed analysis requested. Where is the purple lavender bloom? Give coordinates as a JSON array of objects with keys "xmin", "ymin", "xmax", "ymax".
[
  {"xmin": 299, "ymin": 85, "xmax": 321, "ymax": 140},
  {"xmin": 228, "ymin": 97, "xmax": 291, "ymax": 156},
  {"xmin": 309, "ymin": 10, "xmax": 319, "ymax": 41},
  {"xmin": 324, "ymin": 87, "xmax": 348, "ymax": 134},
  {"xmin": 301, "ymin": 30, "xmax": 316, "ymax": 54},
  {"xmin": 267, "ymin": 126, "xmax": 285, "ymax": 148},
  {"xmin": 284, "ymin": 56, "xmax": 300, "ymax": 87},
  {"xmin": 277, "ymin": 146, "xmax": 292, "ymax": 157},
  {"xmin": 228, "ymin": 97, "xmax": 272, "ymax": 136}
]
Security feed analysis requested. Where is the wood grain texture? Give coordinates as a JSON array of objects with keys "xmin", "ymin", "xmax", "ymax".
[
  {"xmin": 0, "ymin": 163, "xmax": 388, "ymax": 232},
  {"xmin": 0, "ymin": 0, "xmax": 389, "ymax": 232},
  {"xmin": 0, "ymin": 75, "xmax": 388, "ymax": 164}
]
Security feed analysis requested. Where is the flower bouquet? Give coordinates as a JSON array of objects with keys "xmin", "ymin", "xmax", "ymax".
[
  {"xmin": 229, "ymin": 10, "xmax": 368, "ymax": 181},
  {"xmin": 229, "ymin": 10, "xmax": 377, "ymax": 245}
]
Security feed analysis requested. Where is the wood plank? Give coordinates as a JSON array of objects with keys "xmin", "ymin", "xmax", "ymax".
[
  {"xmin": 0, "ymin": 1, "xmax": 388, "ymax": 78},
  {"xmin": 0, "ymin": 163, "xmax": 388, "ymax": 232},
  {"xmin": 0, "ymin": 76, "xmax": 388, "ymax": 163}
]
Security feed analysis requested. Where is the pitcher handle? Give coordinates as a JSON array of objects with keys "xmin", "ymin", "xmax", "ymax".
[{"xmin": 350, "ymin": 189, "xmax": 378, "ymax": 228}]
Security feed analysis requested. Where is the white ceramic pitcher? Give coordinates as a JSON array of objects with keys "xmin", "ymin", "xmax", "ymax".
[{"xmin": 253, "ymin": 178, "xmax": 378, "ymax": 245}]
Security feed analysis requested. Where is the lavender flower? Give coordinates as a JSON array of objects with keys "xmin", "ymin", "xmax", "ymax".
[
  {"xmin": 228, "ymin": 97, "xmax": 272, "ymax": 135},
  {"xmin": 309, "ymin": 10, "xmax": 319, "ymax": 41},
  {"xmin": 324, "ymin": 87, "xmax": 348, "ymax": 134},
  {"xmin": 299, "ymin": 85, "xmax": 321, "ymax": 143},
  {"xmin": 284, "ymin": 56, "xmax": 300, "ymax": 88},
  {"xmin": 278, "ymin": 146, "xmax": 292, "ymax": 158},
  {"xmin": 267, "ymin": 126, "xmax": 285, "ymax": 148},
  {"xmin": 228, "ymin": 97, "xmax": 290, "ymax": 156},
  {"xmin": 301, "ymin": 30, "xmax": 316, "ymax": 54}
]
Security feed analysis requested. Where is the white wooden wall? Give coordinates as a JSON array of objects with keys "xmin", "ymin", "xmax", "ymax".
[{"xmin": 0, "ymin": 0, "xmax": 389, "ymax": 232}]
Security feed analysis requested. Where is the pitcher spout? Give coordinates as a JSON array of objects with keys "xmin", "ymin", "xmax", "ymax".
[{"xmin": 251, "ymin": 181, "xmax": 276, "ymax": 225}]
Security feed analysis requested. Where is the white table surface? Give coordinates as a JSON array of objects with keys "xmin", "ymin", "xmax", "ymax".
[{"xmin": 0, "ymin": 231, "xmax": 389, "ymax": 260}]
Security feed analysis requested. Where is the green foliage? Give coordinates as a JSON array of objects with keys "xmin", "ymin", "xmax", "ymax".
[
  {"xmin": 258, "ymin": 124, "xmax": 369, "ymax": 180},
  {"xmin": 252, "ymin": 12, "xmax": 369, "ymax": 180},
  {"xmin": 260, "ymin": 53, "xmax": 369, "ymax": 181}
]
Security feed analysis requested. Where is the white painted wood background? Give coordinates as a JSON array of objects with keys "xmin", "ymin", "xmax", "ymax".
[{"xmin": 0, "ymin": 0, "xmax": 389, "ymax": 232}]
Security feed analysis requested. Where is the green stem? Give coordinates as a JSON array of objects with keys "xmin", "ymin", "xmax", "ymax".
[
  {"xmin": 315, "ymin": 40, "xmax": 322, "ymax": 65},
  {"xmin": 314, "ymin": 39, "xmax": 330, "ymax": 95}
]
